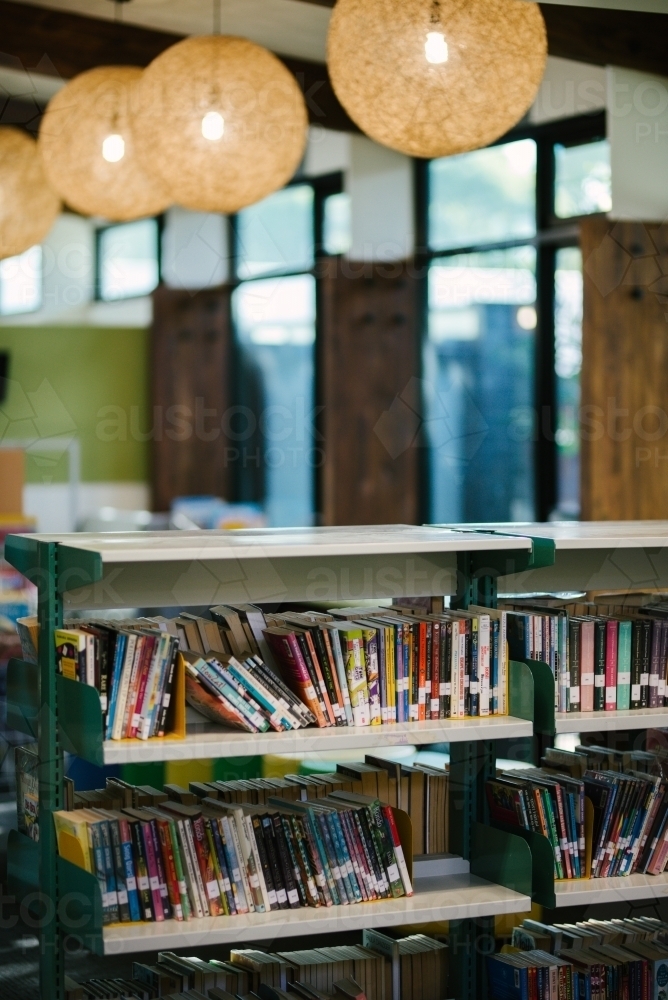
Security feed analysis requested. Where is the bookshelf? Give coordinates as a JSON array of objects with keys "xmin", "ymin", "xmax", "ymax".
[{"xmin": 8, "ymin": 521, "xmax": 668, "ymax": 1000}]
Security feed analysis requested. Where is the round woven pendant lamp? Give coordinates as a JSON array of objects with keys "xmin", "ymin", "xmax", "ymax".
[
  {"xmin": 39, "ymin": 66, "xmax": 172, "ymax": 221},
  {"xmin": 327, "ymin": 0, "xmax": 547, "ymax": 159},
  {"xmin": 131, "ymin": 35, "xmax": 308, "ymax": 213},
  {"xmin": 0, "ymin": 127, "xmax": 60, "ymax": 260}
]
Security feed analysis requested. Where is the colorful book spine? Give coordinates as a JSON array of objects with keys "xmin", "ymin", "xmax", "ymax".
[{"xmin": 605, "ymin": 619, "xmax": 619, "ymax": 711}]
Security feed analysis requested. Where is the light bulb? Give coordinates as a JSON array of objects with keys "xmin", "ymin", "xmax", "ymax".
[
  {"xmin": 102, "ymin": 133, "xmax": 125, "ymax": 162},
  {"xmin": 425, "ymin": 31, "xmax": 448, "ymax": 64},
  {"xmin": 201, "ymin": 111, "xmax": 225, "ymax": 141}
]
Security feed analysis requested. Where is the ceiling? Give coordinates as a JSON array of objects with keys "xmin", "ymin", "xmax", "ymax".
[{"xmin": 4, "ymin": 0, "xmax": 668, "ymax": 65}]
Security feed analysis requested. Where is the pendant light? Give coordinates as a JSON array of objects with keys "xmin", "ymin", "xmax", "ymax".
[
  {"xmin": 327, "ymin": 0, "xmax": 547, "ymax": 159},
  {"xmin": 0, "ymin": 127, "xmax": 60, "ymax": 260},
  {"xmin": 38, "ymin": 66, "xmax": 172, "ymax": 221},
  {"xmin": 130, "ymin": 35, "xmax": 308, "ymax": 214}
]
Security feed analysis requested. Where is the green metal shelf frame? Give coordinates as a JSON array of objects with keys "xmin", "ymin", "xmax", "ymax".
[{"xmin": 4, "ymin": 530, "xmax": 555, "ymax": 1000}]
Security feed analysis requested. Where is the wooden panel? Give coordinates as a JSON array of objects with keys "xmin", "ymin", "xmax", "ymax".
[
  {"xmin": 151, "ymin": 285, "xmax": 232, "ymax": 511},
  {"xmin": 319, "ymin": 259, "xmax": 420, "ymax": 525},
  {"xmin": 581, "ymin": 216, "xmax": 668, "ymax": 520},
  {"xmin": 0, "ymin": 0, "xmax": 356, "ymax": 132}
]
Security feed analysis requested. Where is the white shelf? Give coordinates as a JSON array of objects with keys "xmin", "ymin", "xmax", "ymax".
[
  {"xmin": 100, "ymin": 874, "xmax": 531, "ymax": 955},
  {"xmin": 102, "ymin": 714, "xmax": 534, "ymax": 764},
  {"xmin": 553, "ymin": 872, "xmax": 668, "ymax": 907},
  {"xmin": 448, "ymin": 520, "xmax": 668, "ymax": 551},
  {"xmin": 555, "ymin": 706, "xmax": 668, "ymax": 734},
  {"xmin": 26, "ymin": 524, "xmax": 532, "ymax": 564}
]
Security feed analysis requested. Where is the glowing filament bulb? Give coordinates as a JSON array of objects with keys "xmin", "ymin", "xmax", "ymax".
[
  {"xmin": 201, "ymin": 111, "xmax": 225, "ymax": 140},
  {"xmin": 425, "ymin": 31, "xmax": 448, "ymax": 64},
  {"xmin": 102, "ymin": 133, "xmax": 125, "ymax": 162}
]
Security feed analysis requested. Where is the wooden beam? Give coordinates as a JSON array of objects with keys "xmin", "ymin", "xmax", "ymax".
[
  {"xmin": 538, "ymin": 2, "xmax": 668, "ymax": 78},
  {"xmin": 0, "ymin": 0, "xmax": 357, "ymax": 132}
]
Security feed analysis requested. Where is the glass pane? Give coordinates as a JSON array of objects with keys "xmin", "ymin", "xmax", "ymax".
[
  {"xmin": 555, "ymin": 246, "xmax": 583, "ymax": 518},
  {"xmin": 554, "ymin": 139, "xmax": 611, "ymax": 218},
  {"xmin": 236, "ymin": 185, "xmax": 314, "ymax": 279},
  {"xmin": 0, "ymin": 245, "xmax": 42, "ymax": 314},
  {"xmin": 323, "ymin": 192, "xmax": 352, "ymax": 255},
  {"xmin": 428, "ymin": 139, "xmax": 536, "ymax": 251},
  {"xmin": 425, "ymin": 246, "xmax": 536, "ymax": 522},
  {"xmin": 232, "ymin": 274, "xmax": 316, "ymax": 527},
  {"xmin": 98, "ymin": 219, "xmax": 159, "ymax": 301}
]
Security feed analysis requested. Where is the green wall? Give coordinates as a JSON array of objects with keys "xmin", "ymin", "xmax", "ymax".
[{"xmin": 0, "ymin": 327, "xmax": 149, "ymax": 483}]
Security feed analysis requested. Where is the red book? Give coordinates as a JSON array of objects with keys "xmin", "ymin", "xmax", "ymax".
[
  {"xmin": 128, "ymin": 634, "xmax": 157, "ymax": 738},
  {"xmin": 381, "ymin": 804, "xmax": 413, "ymax": 896},
  {"xmin": 301, "ymin": 627, "xmax": 336, "ymax": 726},
  {"xmin": 605, "ymin": 619, "xmax": 619, "ymax": 711},
  {"xmin": 191, "ymin": 814, "xmax": 222, "ymax": 916},
  {"xmin": 431, "ymin": 621, "xmax": 440, "ymax": 720},
  {"xmin": 153, "ymin": 813, "xmax": 184, "ymax": 920},
  {"xmin": 417, "ymin": 621, "xmax": 427, "ymax": 721},
  {"xmin": 263, "ymin": 627, "xmax": 327, "ymax": 727},
  {"xmin": 131, "ymin": 814, "xmax": 164, "ymax": 921}
]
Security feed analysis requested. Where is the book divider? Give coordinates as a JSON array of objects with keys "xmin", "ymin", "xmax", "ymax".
[{"xmin": 3, "ymin": 530, "xmax": 559, "ymax": 1000}]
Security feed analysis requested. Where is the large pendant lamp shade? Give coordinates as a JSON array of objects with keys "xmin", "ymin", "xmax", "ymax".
[
  {"xmin": 327, "ymin": 0, "xmax": 547, "ymax": 159},
  {"xmin": 131, "ymin": 36, "xmax": 308, "ymax": 213},
  {"xmin": 0, "ymin": 127, "xmax": 60, "ymax": 260},
  {"xmin": 38, "ymin": 66, "xmax": 172, "ymax": 221}
]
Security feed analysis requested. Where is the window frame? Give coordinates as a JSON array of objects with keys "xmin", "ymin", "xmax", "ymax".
[
  {"xmin": 416, "ymin": 109, "xmax": 607, "ymax": 522},
  {"xmin": 94, "ymin": 215, "xmax": 164, "ymax": 303}
]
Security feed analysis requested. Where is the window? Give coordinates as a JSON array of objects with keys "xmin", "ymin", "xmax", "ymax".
[
  {"xmin": 0, "ymin": 245, "xmax": 42, "ymax": 315},
  {"xmin": 97, "ymin": 218, "xmax": 160, "ymax": 301},
  {"xmin": 422, "ymin": 112, "xmax": 606, "ymax": 522},
  {"xmin": 231, "ymin": 174, "xmax": 343, "ymax": 528}
]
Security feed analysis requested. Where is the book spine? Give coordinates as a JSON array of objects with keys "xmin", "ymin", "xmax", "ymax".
[
  {"xmin": 226, "ymin": 813, "xmax": 255, "ymax": 912},
  {"xmin": 458, "ymin": 620, "xmax": 466, "ymax": 718},
  {"xmin": 297, "ymin": 813, "xmax": 333, "ymax": 907},
  {"xmin": 381, "ymin": 805, "xmax": 413, "ymax": 896},
  {"xmin": 631, "ymin": 620, "xmax": 643, "ymax": 708},
  {"xmin": 175, "ymin": 818, "xmax": 203, "ymax": 919},
  {"xmin": 316, "ymin": 628, "xmax": 346, "ymax": 726},
  {"xmin": 339, "ymin": 809, "xmax": 369, "ymax": 901},
  {"xmin": 140, "ymin": 820, "xmax": 165, "ymax": 921},
  {"xmin": 272, "ymin": 812, "xmax": 301, "ymax": 908},
  {"xmin": 266, "ymin": 630, "xmax": 326, "ymax": 727},
  {"xmin": 129, "ymin": 637, "xmax": 156, "ymax": 738},
  {"xmin": 156, "ymin": 819, "xmax": 183, "ymax": 920},
  {"xmin": 580, "ymin": 620, "xmax": 595, "ymax": 713},
  {"xmin": 650, "ymin": 618, "xmax": 662, "ymax": 708},
  {"xmin": 88, "ymin": 822, "xmax": 113, "ymax": 925},
  {"xmin": 441, "ymin": 621, "xmax": 451, "ymax": 719},
  {"xmin": 167, "ymin": 817, "xmax": 191, "ymax": 920},
  {"xmin": 109, "ymin": 818, "xmax": 131, "ymax": 922},
  {"xmin": 594, "ymin": 619, "xmax": 606, "ymax": 712},
  {"xmin": 156, "ymin": 643, "xmax": 178, "ymax": 737},
  {"xmin": 568, "ymin": 620, "xmax": 581, "ymax": 712},
  {"xmin": 641, "ymin": 619, "xmax": 651, "ymax": 707},
  {"xmin": 417, "ymin": 622, "xmax": 427, "ymax": 722},
  {"xmin": 325, "ymin": 628, "xmax": 354, "ymax": 726},
  {"xmin": 251, "ymin": 814, "xmax": 277, "ymax": 910},
  {"xmin": 659, "ymin": 619, "xmax": 668, "ymax": 706},
  {"xmin": 362, "ymin": 628, "xmax": 382, "ymax": 726},
  {"xmin": 469, "ymin": 616, "xmax": 479, "ymax": 717},
  {"xmin": 183, "ymin": 817, "xmax": 210, "ymax": 916},
  {"xmin": 149, "ymin": 818, "xmax": 172, "ymax": 919},
  {"xmin": 98, "ymin": 820, "xmax": 120, "ymax": 923},
  {"xmin": 310, "ymin": 628, "xmax": 344, "ymax": 726},
  {"xmin": 238, "ymin": 812, "xmax": 266, "ymax": 912},
  {"xmin": 316, "ymin": 813, "xmax": 348, "ymax": 904},
  {"xmin": 128, "ymin": 820, "xmax": 153, "ymax": 921},
  {"xmin": 280, "ymin": 815, "xmax": 308, "ymax": 906},
  {"xmin": 300, "ymin": 630, "xmax": 335, "ymax": 725},
  {"xmin": 208, "ymin": 816, "xmax": 236, "ymax": 915},
  {"xmin": 218, "ymin": 815, "xmax": 247, "ymax": 914},
  {"xmin": 120, "ymin": 636, "xmax": 145, "ymax": 738},
  {"xmin": 191, "ymin": 815, "xmax": 221, "ymax": 916},
  {"xmin": 430, "ymin": 620, "xmax": 440, "ymax": 720},
  {"xmin": 617, "ymin": 622, "xmax": 631, "ymax": 710},
  {"xmin": 290, "ymin": 815, "xmax": 320, "ymax": 906},
  {"xmin": 342, "ymin": 633, "xmax": 371, "ymax": 728},
  {"xmin": 111, "ymin": 633, "xmax": 137, "ymax": 740},
  {"xmin": 479, "ymin": 614, "xmax": 490, "ymax": 717},
  {"xmin": 605, "ymin": 619, "xmax": 618, "ymax": 711}
]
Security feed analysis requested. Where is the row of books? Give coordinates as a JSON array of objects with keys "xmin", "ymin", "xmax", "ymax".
[
  {"xmin": 70, "ymin": 931, "xmax": 447, "ymax": 1000},
  {"xmin": 501, "ymin": 597, "xmax": 668, "ymax": 714},
  {"xmin": 53, "ymin": 778, "xmax": 413, "ymax": 926},
  {"xmin": 54, "ymin": 618, "xmax": 180, "ymax": 741},
  {"xmin": 487, "ymin": 743, "xmax": 668, "ymax": 879},
  {"xmin": 492, "ymin": 915, "xmax": 668, "ymax": 999}
]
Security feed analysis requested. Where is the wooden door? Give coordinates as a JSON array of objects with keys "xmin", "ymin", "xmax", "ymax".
[
  {"xmin": 151, "ymin": 285, "xmax": 232, "ymax": 511},
  {"xmin": 581, "ymin": 217, "xmax": 668, "ymax": 519},
  {"xmin": 319, "ymin": 259, "xmax": 421, "ymax": 525}
]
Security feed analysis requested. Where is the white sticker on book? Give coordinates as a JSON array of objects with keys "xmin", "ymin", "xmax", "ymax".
[
  {"xmin": 126, "ymin": 876, "xmax": 137, "ymax": 891},
  {"xmin": 149, "ymin": 876, "xmax": 160, "ymax": 892},
  {"xmin": 632, "ymin": 684, "xmax": 641, "ymax": 701},
  {"xmin": 178, "ymin": 880, "xmax": 187, "ymax": 895},
  {"xmin": 288, "ymin": 888, "xmax": 300, "ymax": 905},
  {"xmin": 464, "ymin": 675, "xmax": 470, "ymax": 687},
  {"xmin": 117, "ymin": 889, "xmax": 128, "ymax": 905},
  {"xmin": 430, "ymin": 698, "xmax": 439, "ymax": 714},
  {"xmin": 470, "ymin": 682, "xmax": 480, "ymax": 695},
  {"xmin": 386, "ymin": 863, "xmax": 400, "ymax": 884},
  {"xmin": 138, "ymin": 875, "xmax": 149, "ymax": 891},
  {"xmin": 660, "ymin": 681, "xmax": 666, "ymax": 697},
  {"xmin": 250, "ymin": 873, "xmax": 260, "ymax": 889},
  {"xmin": 418, "ymin": 688, "xmax": 426, "ymax": 704},
  {"xmin": 267, "ymin": 890, "xmax": 277, "ymax": 905},
  {"xmin": 277, "ymin": 888, "xmax": 288, "ymax": 903},
  {"xmin": 650, "ymin": 674, "xmax": 659, "ymax": 687},
  {"xmin": 440, "ymin": 682, "xmax": 450, "ymax": 695},
  {"xmin": 570, "ymin": 686, "xmax": 580, "ymax": 704},
  {"xmin": 222, "ymin": 878, "xmax": 231, "ymax": 892},
  {"xmin": 617, "ymin": 672, "xmax": 631, "ymax": 685},
  {"xmin": 581, "ymin": 673, "xmax": 594, "ymax": 686},
  {"xmin": 641, "ymin": 673, "xmax": 649, "ymax": 686},
  {"xmin": 605, "ymin": 687, "xmax": 616, "ymax": 704}
]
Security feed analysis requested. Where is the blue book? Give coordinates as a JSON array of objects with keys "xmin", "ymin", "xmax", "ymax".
[
  {"xmin": 105, "ymin": 631, "xmax": 127, "ymax": 740},
  {"xmin": 487, "ymin": 954, "xmax": 529, "ymax": 1000},
  {"xmin": 616, "ymin": 620, "xmax": 632, "ymax": 710},
  {"xmin": 118, "ymin": 821, "xmax": 141, "ymax": 922}
]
